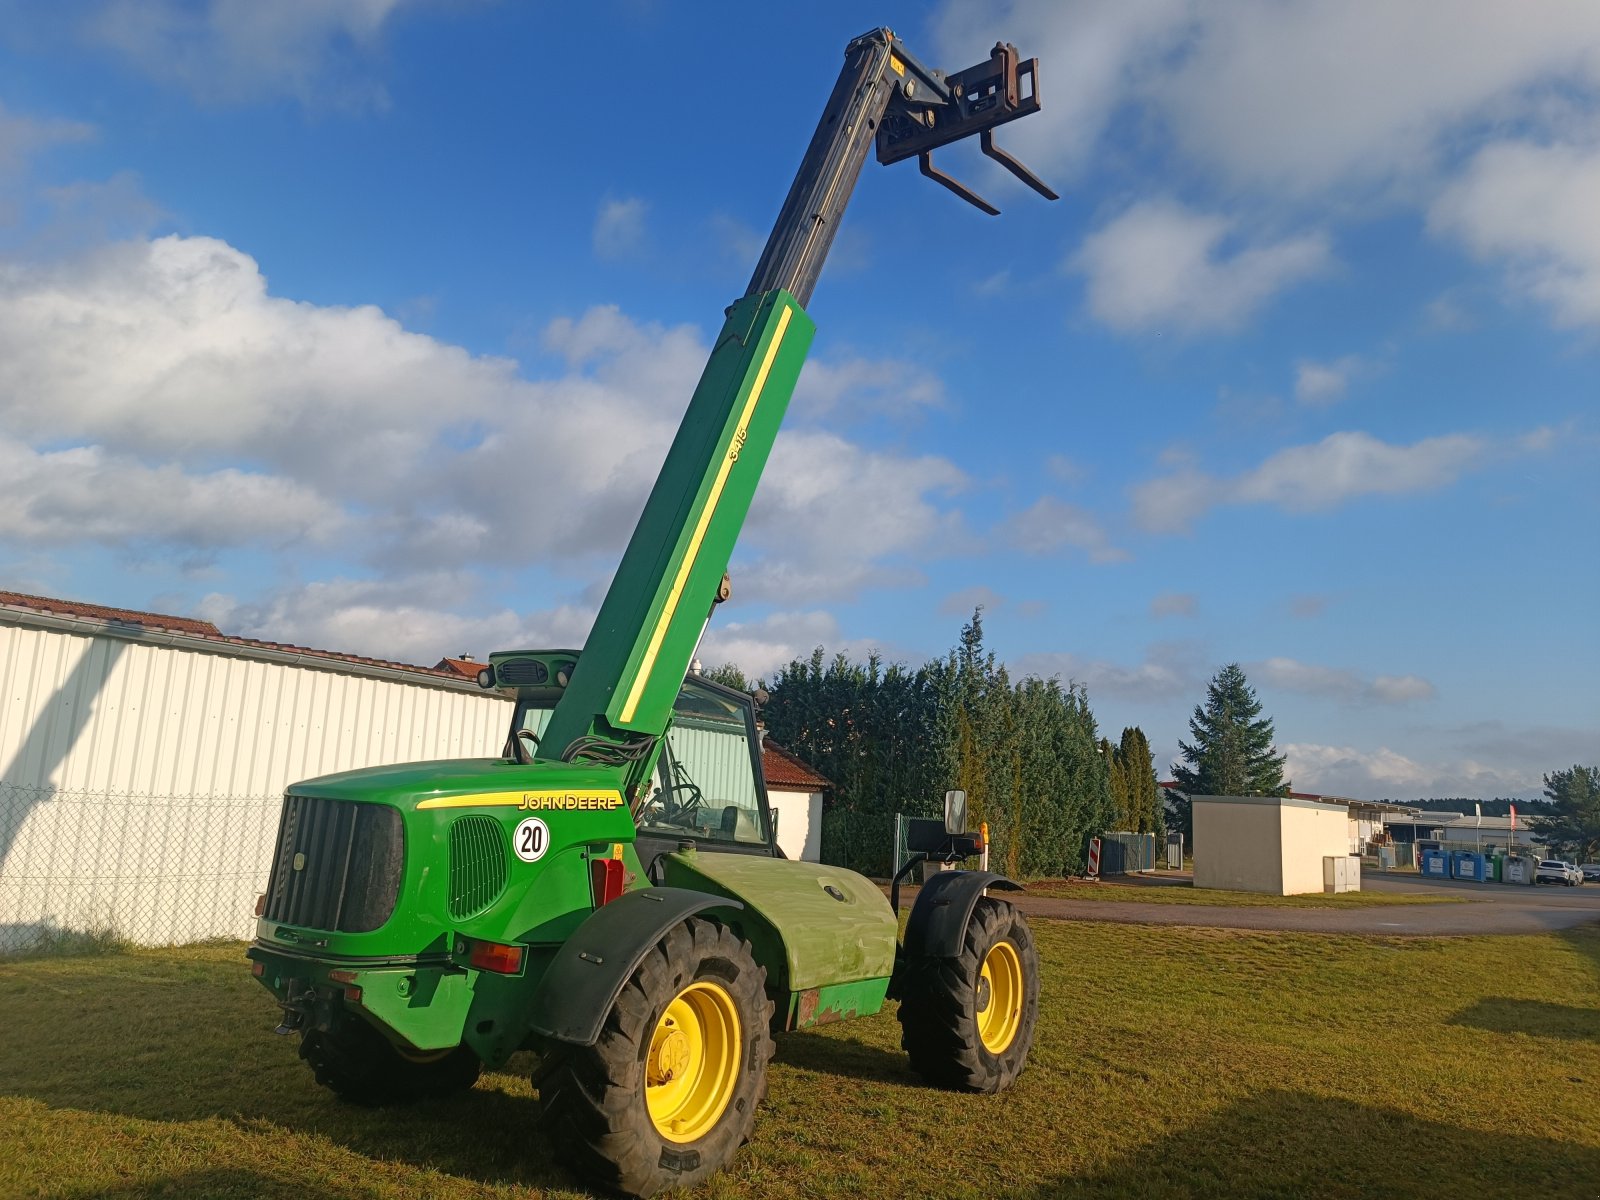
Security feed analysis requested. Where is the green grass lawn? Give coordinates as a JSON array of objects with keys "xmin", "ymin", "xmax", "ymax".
[
  {"xmin": 2, "ymin": 920, "xmax": 1597, "ymax": 1199},
  {"xmin": 1020, "ymin": 879, "xmax": 1468, "ymax": 908}
]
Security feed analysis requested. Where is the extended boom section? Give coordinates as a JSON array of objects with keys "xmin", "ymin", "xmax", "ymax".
[{"xmin": 538, "ymin": 290, "xmax": 815, "ymax": 762}]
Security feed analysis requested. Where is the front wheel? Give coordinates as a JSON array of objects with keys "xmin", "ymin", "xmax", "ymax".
[
  {"xmin": 299, "ymin": 1016, "xmax": 481, "ymax": 1107},
  {"xmin": 897, "ymin": 896, "xmax": 1039, "ymax": 1094},
  {"xmin": 538, "ymin": 918, "xmax": 772, "ymax": 1198}
]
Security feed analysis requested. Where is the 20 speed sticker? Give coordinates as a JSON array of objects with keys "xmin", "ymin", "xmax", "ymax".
[{"xmin": 512, "ymin": 817, "xmax": 550, "ymax": 863}]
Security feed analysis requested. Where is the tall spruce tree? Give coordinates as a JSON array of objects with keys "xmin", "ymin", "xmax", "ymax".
[{"xmin": 1171, "ymin": 664, "xmax": 1288, "ymax": 815}]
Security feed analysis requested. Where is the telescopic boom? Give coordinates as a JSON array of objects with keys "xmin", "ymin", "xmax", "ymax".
[{"xmin": 536, "ymin": 27, "xmax": 1055, "ymax": 777}]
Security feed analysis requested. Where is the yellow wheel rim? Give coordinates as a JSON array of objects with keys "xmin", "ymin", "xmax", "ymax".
[
  {"xmin": 976, "ymin": 940, "xmax": 1023, "ymax": 1054},
  {"xmin": 645, "ymin": 980, "xmax": 741, "ymax": 1143}
]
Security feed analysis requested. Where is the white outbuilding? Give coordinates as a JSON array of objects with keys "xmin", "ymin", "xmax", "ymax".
[{"xmin": 1191, "ymin": 794, "xmax": 1356, "ymax": 896}]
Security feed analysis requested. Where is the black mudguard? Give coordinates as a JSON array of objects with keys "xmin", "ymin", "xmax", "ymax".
[
  {"xmin": 901, "ymin": 869, "xmax": 1023, "ymax": 961},
  {"xmin": 526, "ymin": 887, "xmax": 742, "ymax": 1046}
]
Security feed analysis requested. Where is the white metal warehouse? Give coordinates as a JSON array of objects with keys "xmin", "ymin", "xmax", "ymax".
[{"xmin": 0, "ymin": 592, "xmax": 509, "ymax": 950}]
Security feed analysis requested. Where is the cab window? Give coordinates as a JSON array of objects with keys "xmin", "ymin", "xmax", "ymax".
[{"xmin": 638, "ymin": 679, "xmax": 768, "ymax": 847}]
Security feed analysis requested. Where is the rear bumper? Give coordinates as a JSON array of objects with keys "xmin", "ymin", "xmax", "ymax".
[{"xmin": 248, "ymin": 942, "xmax": 476, "ymax": 1052}]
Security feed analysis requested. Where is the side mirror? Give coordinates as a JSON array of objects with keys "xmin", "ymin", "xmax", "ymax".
[{"xmin": 944, "ymin": 789, "xmax": 967, "ymax": 835}]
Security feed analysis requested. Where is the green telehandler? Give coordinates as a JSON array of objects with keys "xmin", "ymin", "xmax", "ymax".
[{"xmin": 249, "ymin": 27, "xmax": 1057, "ymax": 1197}]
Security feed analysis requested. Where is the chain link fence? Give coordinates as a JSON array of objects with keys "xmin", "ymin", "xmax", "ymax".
[{"xmin": 0, "ymin": 782, "xmax": 282, "ymax": 955}]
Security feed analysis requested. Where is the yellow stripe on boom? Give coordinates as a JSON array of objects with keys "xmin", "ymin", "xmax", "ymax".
[{"xmin": 617, "ymin": 305, "xmax": 794, "ymax": 724}]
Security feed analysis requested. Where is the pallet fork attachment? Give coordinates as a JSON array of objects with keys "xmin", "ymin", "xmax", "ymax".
[{"xmin": 878, "ymin": 39, "xmax": 1060, "ymax": 215}]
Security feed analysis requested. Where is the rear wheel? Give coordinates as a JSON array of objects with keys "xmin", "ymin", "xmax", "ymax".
[
  {"xmin": 897, "ymin": 896, "xmax": 1039, "ymax": 1094},
  {"xmin": 300, "ymin": 1015, "xmax": 481, "ymax": 1107},
  {"xmin": 538, "ymin": 918, "xmax": 772, "ymax": 1198}
]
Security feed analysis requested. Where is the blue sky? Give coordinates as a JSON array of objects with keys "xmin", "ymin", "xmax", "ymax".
[{"xmin": 0, "ymin": 0, "xmax": 1595, "ymax": 801}]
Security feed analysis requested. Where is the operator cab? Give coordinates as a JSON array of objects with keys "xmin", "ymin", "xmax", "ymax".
[{"xmin": 493, "ymin": 653, "xmax": 780, "ymax": 870}]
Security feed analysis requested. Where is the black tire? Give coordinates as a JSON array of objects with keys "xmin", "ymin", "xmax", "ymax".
[
  {"xmin": 538, "ymin": 918, "xmax": 772, "ymax": 1198},
  {"xmin": 299, "ymin": 1015, "xmax": 481, "ymax": 1107},
  {"xmin": 897, "ymin": 896, "xmax": 1039, "ymax": 1094}
]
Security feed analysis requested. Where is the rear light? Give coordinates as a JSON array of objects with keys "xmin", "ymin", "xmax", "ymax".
[
  {"xmin": 343, "ymin": 986, "xmax": 363, "ymax": 1004},
  {"xmin": 590, "ymin": 844, "xmax": 626, "ymax": 906},
  {"xmin": 328, "ymin": 969, "xmax": 359, "ymax": 984},
  {"xmin": 250, "ymin": 961, "xmax": 265, "ymax": 978},
  {"xmin": 253, "ymin": 893, "xmax": 267, "ymax": 917},
  {"xmin": 466, "ymin": 939, "xmax": 525, "ymax": 975}
]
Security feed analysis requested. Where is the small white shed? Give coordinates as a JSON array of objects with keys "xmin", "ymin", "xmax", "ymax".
[
  {"xmin": 759, "ymin": 740, "xmax": 830, "ymax": 863},
  {"xmin": 1191, "ymin": 794, "xmax": 1354, "ymax": 895}
]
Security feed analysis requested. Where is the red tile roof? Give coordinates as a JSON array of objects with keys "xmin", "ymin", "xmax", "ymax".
[
  {"xmin": 0, "ymin": 590, "xmax": 469, "ymax": 683},
  {"xmin": 761, "ymin": 741, "xmax": 832, "ymax": 791},
  {"xmin": 0, "ymin": 590, "xmax": 221, "ymax": 637},
  {"xmin": 435, "ymin": 657, "xmax": 483, "ymax": 679}
]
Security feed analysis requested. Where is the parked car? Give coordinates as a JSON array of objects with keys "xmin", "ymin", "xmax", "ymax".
[
  {"xmin": 1536, "ymin": 859, "xmax": 1583, "ymax": 886},
  {"xmin": 1579, "ymin": 863, "xmax": 1600, "ymax": 883}
]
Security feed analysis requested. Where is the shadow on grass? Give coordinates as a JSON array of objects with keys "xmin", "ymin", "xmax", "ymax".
[
  {"xmin": 771, "ymin": 1026, "xmax": 915, "ymax": 1084},
  {"xmin": 2, "ymin": 961, "xmax": 918, "ymax": 1198},
  {"xmin": 1450, "ymin": 997, "xmax": 1600, "ymax": 1043},
  {"xmin": 1004, "ymin": 1089, "xmax": 1600, "ymax": 1198},
  {"xmin": 56, "ymin": 1167, "xmax": 383, "ymax": 1200}
]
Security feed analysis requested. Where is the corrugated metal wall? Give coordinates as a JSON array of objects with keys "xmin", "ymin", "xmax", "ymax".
[{"xmin": 0, "ymin": 619, "xmax": 513, "ymax": 950}]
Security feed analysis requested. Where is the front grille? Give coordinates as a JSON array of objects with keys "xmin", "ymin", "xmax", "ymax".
[
  {"xmin": 264, "ymin": 795, "xmax": 404, "ymax": 933},
  {"xmin": 498, "ymin": 658, "xmax": 548, "ymax": 685},
  {"xmin": 448, "ymin": 816, "xmax": 508, "ymax": 918}
]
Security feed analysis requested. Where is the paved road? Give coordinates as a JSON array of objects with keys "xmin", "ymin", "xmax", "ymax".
[{"xmin": 962, "ymin": 873, "xmax": 1600, "ymax": 936}]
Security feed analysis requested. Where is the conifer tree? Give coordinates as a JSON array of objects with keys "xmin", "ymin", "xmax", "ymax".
[
  {"xmin": 1171, "ymin": 664, "xmax": 1288, "ymax": 820},
  {"xmin": 1101, "ymin": 737, "xmax": 1131, "ymax": 829},
  {"xmin": 1118, "ymin": 726, "xmax": 1161, "ymax": 835},
  {"xmin": 1534, "ymin": 765, "xmax": 1600, "ymax": 862}
]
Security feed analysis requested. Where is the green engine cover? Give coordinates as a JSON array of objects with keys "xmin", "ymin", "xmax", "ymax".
[{"xmin": 661, "ymin": 849, "xmax": 896, "ymax": 991}]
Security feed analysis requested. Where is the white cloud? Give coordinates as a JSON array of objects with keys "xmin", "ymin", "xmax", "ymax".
[
  {"xmin": 939, "ymin": 585, "xmax": 1006, "ymax": 618},
  {"xmin": 197, "ymin": 575, "xmax": 589, "ymax": 667},
  {"xmin": 1293, "ymin": 355, "xmax": 1365, "ymax": 406},
  {"xmin": 1046, "ymin": 453, "xmax": 1088, "ymax": 486},
  {"xmin": 1430, "ymin": 136, "xmax": 1600, "ymax": 328},
  {"xmin": 1253, "ymin": 656, "xmax": 1436, "ymax": 705},
  {"xmin": 0, "ymin": 236, "xmax": 516, "ymax": 495},
  {"xmin": 942, "ymin": 1, "xmax": 1600, "ymax": 195},
  {"xmin": 794, "ymin": 355, "xmax": 945, "ymax": 419},
  {"xmin": 593, "ymin": 196, "xmax": 648, "ymax": 261},
  {"xmin": 0, "ymin": 100, "xmax": 93, "ymax": 178},
  {"xmin": 1011, "ymin": 641, "xmax": 1207, "ymax": 703},
  {"xmin": 0, "ymin": 233, "xmax": 969, "ymax": 631},
  {"xmin": 1149, "ymin": 0, "xmax": 1600, "ymax": 196},
  {"xmin": 696, "ymin": 610, "xmax": 846, "ymax": 683},
  {"xmin": 933, "ymin": 0, "xmax": 1191, "ymax": 180},
  {"xmin": 85, "ymin": 0, "xmax": 410, "ymax": 108},
  {"xmin": 1289, "ymin": 594, "xmax": 1328, "ymax": 619},
  {"xmin": 1150, "ymin": 592, "xmax": 1196, "ymax": 619},
  {"xmin": 936, "ymin": 0, "xmax": 1600, "ymax": 335},
  {"xmin": 1003, "ymin": 496, "xmax": 1127, "ymax": 563},
  {"xmin": 0, "ymin": 434, "xmax": 341, "ymax": 548},
  {"xmin": 740, "ymin": 430, "xmax": 967, "ymax": 603},
  {"xmin": 1071, "ymin": 200, "xmax": 1331, "ymax": 334},
  {"xmin": 1282, "ymin": 741, "xmax": 1545, "ymax": 800},
  {"xmin": 1132, "ymin": 430, "xmax": 1490, "ymax": 533}
]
